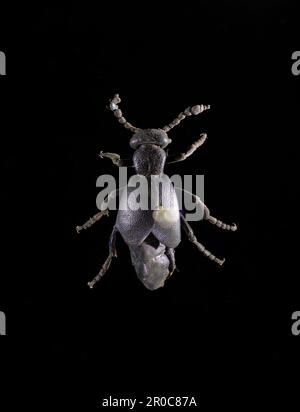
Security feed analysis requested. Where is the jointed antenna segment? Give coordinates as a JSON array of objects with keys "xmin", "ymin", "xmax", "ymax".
[
  {"xmin": 108, "ymin": 94, "xmax": 140, "ymax": 133},
  {"xmin": 162, "ymin": 104, "xmax": 210, "ymax": 133}
]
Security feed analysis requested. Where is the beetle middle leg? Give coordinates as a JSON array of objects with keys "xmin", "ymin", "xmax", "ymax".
[
  {"xmin": 87, "ymin": 226, "xmax": 118, "ymax": 289},
  {"xmin": 76, "ymin": 186, "xmax": 128, "ymax": 234},
  {"xmin": 178, "ymin": 188, "xmax": 237, "ymax": 231},
  {"xmin": 180, "ymin": 213, "xmax": 225, "ymax": 266},
  {"xmin": 76, "ymin": 209, "xmax": 109, "ymax": 234}
]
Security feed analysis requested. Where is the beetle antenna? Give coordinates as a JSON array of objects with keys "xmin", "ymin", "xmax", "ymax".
[
  {"xmin": 162, "ymin": 104, "xmax": 210, "ymax": 133},
  {"xmin": 107, "ymin": 94, "xmax": 140, "ymax": 133}
]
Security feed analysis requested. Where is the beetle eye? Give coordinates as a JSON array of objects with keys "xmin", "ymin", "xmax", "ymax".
[{"xmin": 129, "ymin": 135, "xmax": 140, "ymax": 149}]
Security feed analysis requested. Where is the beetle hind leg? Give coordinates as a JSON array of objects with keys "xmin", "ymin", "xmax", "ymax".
[
  {"xmin": 180, "ymin": 214, "xmax": 225, "ymax": 266},
  {"xmin": 165, "ymin": 247, "xmax": 177, "ymax": 277},
  {"xmin": 87, "ymin": 226, "xmax": 118, "ymax": 289}
]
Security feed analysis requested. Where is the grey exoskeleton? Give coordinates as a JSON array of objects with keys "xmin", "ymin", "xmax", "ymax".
[{"xmin": 76, "ymin": 94, "xmax": 237, "ymax": 290}]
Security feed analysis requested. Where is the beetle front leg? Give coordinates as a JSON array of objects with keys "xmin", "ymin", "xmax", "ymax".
[
  {"xmin": 180, "ymin": 213, "xmax": 225, "ymax": 266},
  {"xmin": 99, "ymin": 151, "xmax": 133, "ymax": 167},
  {"xmin": 167, "ymin": 133, "xmax": 207, "ymax": 163}
]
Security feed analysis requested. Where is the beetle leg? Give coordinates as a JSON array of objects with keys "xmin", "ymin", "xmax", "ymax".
[
  {"xmin": 176, "ymin": 188, "xmax": 237, "ymax": 230},
  {"xmin": 167, "ymin": 133, "xmax": 207, "ymax": 163},
  {"xmin": 76, "ymin": 209, "xmax": 109, "ymax": 234},
  {"xmin": 99, "ymin": 151, "xmax": 133, "ymax": 167},
  {"xmin": 99, "ymin": 151, "xmax": 121, "ymax": 166},
  {"xmin": 109, "ymin": 226, "xmax": 118, "ymax": 258},
  {"xmin": 87, "ymin": 254, "xmax": 113, "ymax": 289},
  {"xmin": 87, "ymin": 226, "xmax": 118, "ymax": 289},
  {"xmin": 76, "ymin": 187, "xmax": 129, "ymax": 234},
  {"xmin": 180, "ymin": 213, "xmax": 225, "ymax": 266},
  {"xmin": 165, "ymin": 247, "xmax": 177, "ymax": 277}
]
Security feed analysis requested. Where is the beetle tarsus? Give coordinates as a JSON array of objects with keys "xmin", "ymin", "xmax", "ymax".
[
  {"xmin": 215, "ymin": 257, "xmax": 226, "ymax": 266},
  {"xmin": 87, "ymin": 227, "xmax": 118, "ymax": 288},
  {"xmin": 99, "ymin": 151, "xmax": 121, "ymax": 166},
  {"xmin": 88, "ymin": 253, "xmax": 114, "ymax": 289},
  {"xmin": 180, "ymin": 213, "xmax": 225, "ymax": 266},
  {"xmin": 167, "ymin": 266, "xmax": 178, "ymax": 278},
  {"xmin": 76, "ymin": 209, "xmax": 109, "ymax": 234}
]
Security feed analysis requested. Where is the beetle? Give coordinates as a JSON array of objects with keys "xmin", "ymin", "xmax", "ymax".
[{"xmin": 76, "ymin": 94, "xmax": 237, "ymax": 290}]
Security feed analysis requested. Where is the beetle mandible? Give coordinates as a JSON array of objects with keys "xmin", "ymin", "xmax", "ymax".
[{"xmin": 76, "ymin": 94, "xmax": 237, "ymax": 290}]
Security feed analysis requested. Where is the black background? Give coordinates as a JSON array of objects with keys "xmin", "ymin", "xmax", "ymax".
[{"xmin": 1, "ymin": 2, "xmax": 299, "ymax": 410}]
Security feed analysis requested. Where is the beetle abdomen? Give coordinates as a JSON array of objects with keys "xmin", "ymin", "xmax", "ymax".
[{"xmin": 128, "ymin": 235, "xmax": 170, "ymax": 290}]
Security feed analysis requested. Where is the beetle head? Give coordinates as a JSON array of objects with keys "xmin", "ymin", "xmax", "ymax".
[{"xmin": 129, "ymin": 129, "xmax": 172, "ymax": 149}]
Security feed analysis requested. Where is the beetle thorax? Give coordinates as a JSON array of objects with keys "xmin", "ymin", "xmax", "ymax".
[{"xmin": 133, "ymin": 145, "xmax": 166, "ymax": 175}]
